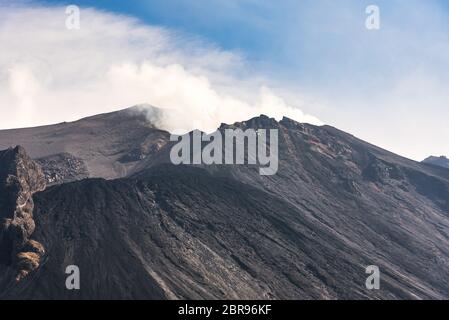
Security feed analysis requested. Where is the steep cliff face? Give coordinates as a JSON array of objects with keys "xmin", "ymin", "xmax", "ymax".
[{"xmin": 0, "ymin": 146, "xmax": 46, "ymax": 281}]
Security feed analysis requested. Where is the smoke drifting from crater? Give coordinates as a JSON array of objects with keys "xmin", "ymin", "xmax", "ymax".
[{"xmin": 0, "ymin": 3, "xmax": 322, "ymax": 134}]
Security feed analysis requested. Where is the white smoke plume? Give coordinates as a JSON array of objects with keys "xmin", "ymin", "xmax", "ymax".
[{"xmin": 0, "ymin": 3, "xmax": 322, "ymax": 134}]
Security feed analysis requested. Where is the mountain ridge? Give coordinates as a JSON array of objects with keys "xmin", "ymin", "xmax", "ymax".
[
  {"xmin": 1, "ymin": 107, "xmax": 449, "ymax": 299},
  {"xmin": 423, "ymin": 156, "xmax": 449, "ymax": 170}
]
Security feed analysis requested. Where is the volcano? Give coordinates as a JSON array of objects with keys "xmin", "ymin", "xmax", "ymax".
[{"xmin": 0, "ymin": 106, "xmax": 449, "ymax": 299}]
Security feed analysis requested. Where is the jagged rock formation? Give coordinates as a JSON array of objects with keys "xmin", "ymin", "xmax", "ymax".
[
  {"xmin": 0, "ymin": 146, "xmax": 46, "ymax": 282},
  {"xmin": 36, "ymin": 153, "xmax": 89, "ymax": 185},
  {"xmin": 1, "ymin": 108, "xmax": 449, "ymax": 299},
  {"xmin": 423, "ymin": 156, "xmax": 449, "ymax": 170}
]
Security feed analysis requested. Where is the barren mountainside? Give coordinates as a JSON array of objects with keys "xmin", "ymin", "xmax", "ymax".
[
  {"xmin": 0, "ymin": 107, "xmax": 169, "ymax": 181},
  {"xmin": 423, "ymin": 156, "xmax": 449, "ymax": 170},
  {"xmin": 1, "ymin": 107, "xmax": 449, "ymax": 299}
]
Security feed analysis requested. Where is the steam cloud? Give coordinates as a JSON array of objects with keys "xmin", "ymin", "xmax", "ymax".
[{"xmin": 0, "ymin": 3, "xmax": 322, "ymax": 134}]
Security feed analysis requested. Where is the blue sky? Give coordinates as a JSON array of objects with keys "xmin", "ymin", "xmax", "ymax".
[
  {"xmin": 36, "ymin": 0, "xmax": 448, "ymax": 84},
  {"xmin": 35, "ymin": 1, "xmax": 449, "ymax": 115},
  {"xmin": 1, "ymin": 0, "xmax": 449, "ymax": 160}
]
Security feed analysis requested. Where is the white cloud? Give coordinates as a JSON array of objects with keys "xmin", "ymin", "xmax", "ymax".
[{"xmin": 0, "ymin": 4, "xmax": 322, "ymax": 133}]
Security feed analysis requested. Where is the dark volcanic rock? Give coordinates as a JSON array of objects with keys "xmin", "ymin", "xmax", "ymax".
[
  {"xmin": 36, "ymin": 153, "xmax": 89, "ymax": 185},
  {"xmin": 0, "ymin": 146, "xmax": 46, "ymax": 282},
  {"xmin": 1, "ymin": 110, "xmax": 449, "ymax": 300},
  {"xmin": 423, "ymin": 156, "xmax": 449, "ymax": 170},
  {"xmin": 0, "ymin": 106, "xmax": 170, "ymax": 180}
]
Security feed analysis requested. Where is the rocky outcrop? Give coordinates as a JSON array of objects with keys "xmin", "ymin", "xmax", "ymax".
[
  {"xmin": 0, "ymin": 106, "xmax": 171, "ymax": 181},
  {"xmin": 36, "ymin": 153, "xmax": 89, "ymax": 185},
  {"xmin": 0, "ymin": 146, "xmax": 46, "ymax": 281}
]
